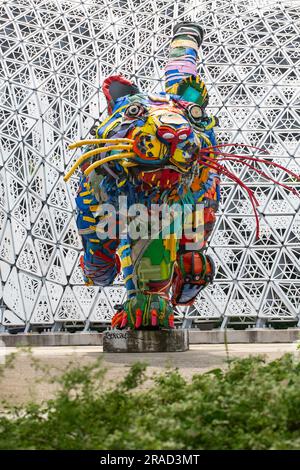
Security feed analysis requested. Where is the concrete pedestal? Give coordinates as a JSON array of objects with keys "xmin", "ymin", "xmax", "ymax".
[{"xmin": 103, "ymin": 329, "xmax": 189, "ymax": 353}]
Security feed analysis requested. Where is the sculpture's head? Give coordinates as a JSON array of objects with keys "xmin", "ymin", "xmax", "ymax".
[{"xmin": 90, "ymin": 75, "xmax": 216, "ymax": 190}]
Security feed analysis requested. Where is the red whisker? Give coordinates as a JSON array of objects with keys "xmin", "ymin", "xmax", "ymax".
[
  {"xmin": 197, "ymin": 142, "xmax": 299, "ymax": 239},
  {"xmin": 209, "ymin": 156, "xmax": 300, "ymax": 198},
  {"xmin": 199, "ymin": 156, "xmax": 260, "ymax": 204},
  {"xmin": 199, "ymin": 157, "xmax": 261, "ymax": 238},
  {"xmin": 199, "ymin": 149, "xmax": 300, "ymax": 181},
  {"xmin": 202, "ymin": 154, "xmax": 300, "ymax": 198},
  {"xmin": 198, "ymin": 142, "xmax": 270, "ymax": 154}
]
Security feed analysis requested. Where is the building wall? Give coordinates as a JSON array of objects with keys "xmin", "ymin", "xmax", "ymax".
[{"xmin": 0, "ymin": 0, "xmax": 299, "ymax": 330}]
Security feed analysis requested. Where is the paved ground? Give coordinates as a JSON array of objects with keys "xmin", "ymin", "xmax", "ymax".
[{"xmin": 0, "ymin": 343, "xmax": 298, "ymax": 407}]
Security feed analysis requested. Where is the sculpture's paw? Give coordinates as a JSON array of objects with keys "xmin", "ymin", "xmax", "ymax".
[{"xmin": 111, "ymin": 293, "xmax": 174, "ymax": 330}]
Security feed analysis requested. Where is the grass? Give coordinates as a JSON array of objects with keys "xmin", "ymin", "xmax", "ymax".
[{"xmin": 0, "ymin": 352, "xmax": 300, "ymax": 450}]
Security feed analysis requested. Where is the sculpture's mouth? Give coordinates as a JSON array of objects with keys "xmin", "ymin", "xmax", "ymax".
[{"xmin": 136, "ymin": 167, "xmax": 184, "ymax": 190}]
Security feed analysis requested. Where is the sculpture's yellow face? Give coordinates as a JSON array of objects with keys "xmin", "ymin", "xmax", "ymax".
[
  {"xmin": 127, "ymin": 96, "xmax": 201, "ymax": 170},
  {"xmin": 64, "ymin": 78, "xmax": 217, "ymax": 193},
  {"xmin": 96, "ymin": 92, "xmax": 210, "ymax": 189}
]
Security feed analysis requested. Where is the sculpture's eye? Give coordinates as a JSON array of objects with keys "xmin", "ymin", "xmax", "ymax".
[
  {"xmin": 125, "ymin": 103, "xmax": 146, "ymax": 118},
  {"xmin": 187, "ymin": 104, "xmax": 203, "ymax": 122}
]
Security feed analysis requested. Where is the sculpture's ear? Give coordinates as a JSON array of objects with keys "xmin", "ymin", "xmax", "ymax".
[
  {"xmin": 175, "ymin": 75, "xmax": 209, "ymax": 107},
  {"xmin": 102, "ymin": 75, "xmax": 140, "ymax": 114}
]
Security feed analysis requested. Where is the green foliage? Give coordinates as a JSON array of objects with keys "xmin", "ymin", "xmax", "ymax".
[{"xmin": 0, "ymin": 353, "xmax": 300, "ymax": 450}]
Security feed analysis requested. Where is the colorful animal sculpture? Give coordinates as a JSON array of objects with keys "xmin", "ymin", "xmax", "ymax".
[{"xmin": 64, "ymin": 22, "xmax": 299, "ymax": 329}]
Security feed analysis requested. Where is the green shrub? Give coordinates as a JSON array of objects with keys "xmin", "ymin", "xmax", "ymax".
[{"xmin": 0, "ymin": 354, "xmax": 300, "ymax": 450}]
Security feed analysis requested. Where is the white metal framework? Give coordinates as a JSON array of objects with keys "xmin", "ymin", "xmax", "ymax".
[{"xmin": 0, "ymin": 0, "xmax": 299, "ymax": 330}]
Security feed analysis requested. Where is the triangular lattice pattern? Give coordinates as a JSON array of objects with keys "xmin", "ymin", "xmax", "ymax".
[{"xmin": 0, "ymin": 0, "xmax": 299, "ymax": 329}]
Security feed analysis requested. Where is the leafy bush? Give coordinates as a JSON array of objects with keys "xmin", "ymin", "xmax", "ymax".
[{"xmin": 0, "ymin": 354, "xmax": 300, "ymax": 450}]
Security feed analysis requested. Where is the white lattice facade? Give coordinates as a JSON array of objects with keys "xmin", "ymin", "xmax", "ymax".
[{"xmin": 0, "ymin": 0, "xmax": 299, "ymax": 330}]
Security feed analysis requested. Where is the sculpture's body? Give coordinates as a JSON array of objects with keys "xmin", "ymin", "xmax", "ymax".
[{"xmin": 65, "ymin": 23, "xmax": 299, "ymax": 329}]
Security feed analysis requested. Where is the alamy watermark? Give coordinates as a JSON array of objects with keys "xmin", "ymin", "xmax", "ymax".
[{"xmin": 89, "ymin": 196, "xmax": 205, "ymax": 250}]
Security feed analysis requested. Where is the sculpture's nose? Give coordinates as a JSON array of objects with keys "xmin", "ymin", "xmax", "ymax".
[{"xmin": 157, "ymin": 125, "xmax": 191, "ymax": 143}]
